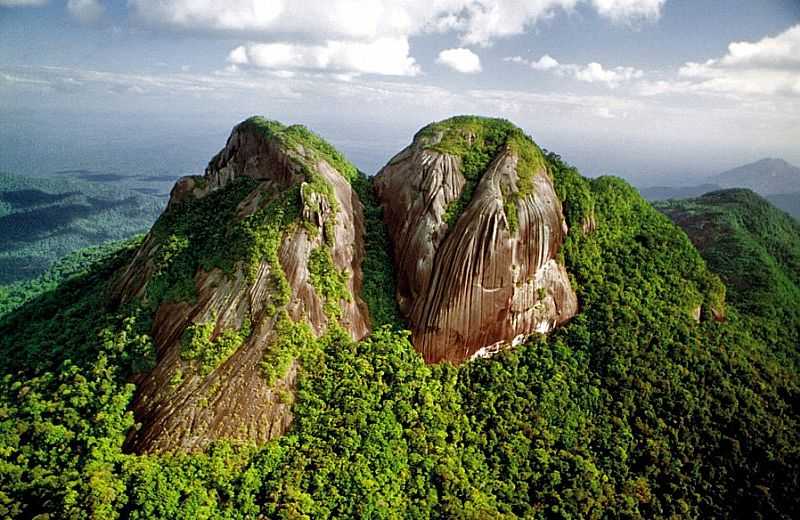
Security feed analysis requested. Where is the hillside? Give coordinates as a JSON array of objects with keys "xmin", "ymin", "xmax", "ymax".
[
  {"xmin": 0, "ymin": 117, "xmax": 798, "ymax": 519},
  {"xmin": 656, "ymin": 189, "xmax": 800, "ymax": 362},
  {"xmin": 711, "ymin": 158, "xmax": 800, "ymax": 195},
  {"xmin": 0, "ymin": 237, "xmax": 142, "ymax": 318},
  {"xmin": 0, "ymin": 172, "xmax": 164, "ymax": 285}
]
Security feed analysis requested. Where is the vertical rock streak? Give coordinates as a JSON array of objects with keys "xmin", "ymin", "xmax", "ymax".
[
  {"xmin": 114, "ymin": 120, "xmax": 370, "ymax": 453},
  {"xmin": 376, "ymin": 125, "xmax": 578, "ymax": 363}
]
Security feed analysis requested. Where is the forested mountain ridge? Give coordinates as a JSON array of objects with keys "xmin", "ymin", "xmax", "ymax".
[
  {"xmin": 656, "ymin": 188, "xmax": 800, "ymax": 364},
  {"xmin": 0, "ymin": 116, "xmax": 797, "ymax": 519},
  {"xmin": 639, "ymin": 158, "xmax": 800, "ymax": 219},
  {"xmin": 0, "ymin": 172, "xmax": 163, "ymax": 285}
]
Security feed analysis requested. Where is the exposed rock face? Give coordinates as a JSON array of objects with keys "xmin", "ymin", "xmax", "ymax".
[
  {"xmin": 113, "ymin": 118, "xmax": 369, "ymax": 453},
  {"xmin": 375, "ymin": 117, "xmax": 577, "ymax": 363}
]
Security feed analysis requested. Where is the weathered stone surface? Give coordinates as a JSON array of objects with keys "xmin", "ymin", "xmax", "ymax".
[
  {"xmin": 375, "ymin": 123, "xmax": 578, "ymax": 363},
  {"xmin": 114, "ymin": 120, "xmax": 369, "ymax": 453}
]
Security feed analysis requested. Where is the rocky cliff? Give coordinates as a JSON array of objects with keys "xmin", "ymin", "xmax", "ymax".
[
  {"xmin": 108, "ymin": 115, "xmax": 582, "ymax": 450},
  {"xmin": 375, "ymin": 116, "xmax": 577, "ymax": 363},
  {"xmin": 113, "ymin": 117, "xmax": 370, "ymax": 453}
]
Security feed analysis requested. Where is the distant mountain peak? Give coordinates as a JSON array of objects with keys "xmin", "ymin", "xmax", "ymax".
[{"xmin": 711, "ymin": 157, "xmax": 800, "ymax": 195}]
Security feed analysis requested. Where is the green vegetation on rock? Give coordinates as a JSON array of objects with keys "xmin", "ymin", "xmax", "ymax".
[
  {"xmin": 308, "ymin": 245, "xmax": 351, "ymax": 320},
  {"xmin": 145, "ymin": 178, "xmax": 300, "ymax": 312},
  {"xmin": 351, "ymin": 172, "xmax": 404, "ymax": 330},
  {"xmin": 416, "ymin": 116, "xmax": 546, "ymax": 232},
  {"xmin": 241, "ymin": 116, "xmax": 359, "ymax": 184},
  {"xmin": 0, "ymin": 123, "xmax": 798, "ymax": 519},
  {"xmin": 182, "ymin": 315, "xmax": 252, "ymax": 376},
  {"xmin": 261, "ymin": 316, "xmax": 318, "ymax": 386}
]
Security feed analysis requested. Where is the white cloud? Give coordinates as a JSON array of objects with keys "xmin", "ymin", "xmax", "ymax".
[
  {"xmin": 720, "ymin": 24, "xmax": 800, "ymax": 69},
  {"xmin": 125, "ymin": 1, "xmax": 676, "ymax": 76},
  {"xmin": 228, "ymin": 38, "xmax": 420, "ymax": 77},
  {"xmin": 0, "ymin": 72, "xmax": 50, "ymax": 85},
  {"xmin": 129, "ymin": 0, "xmax": 447, "ymax": 39},
  {"xmin": 67, "ymin": 0, "xmax": 104, "ymax": 24},
  {"xmin": 129, "ymin": 1, "xmax": 670, "ymax": 47},
  {"xmin": 227, "ymin": 46, "xmax": 249, "ymax": 66},
  {"xmin": 0, "ymin": 0, "xmax": 47, "ymax": 5},
  {"xmin": 591, "ymin": 0, "xmax": 665, "ymax": 24},
  {"xmin": 436, "ymin": 48, "xmax": 482, "ymax": 73},
  {"xmin": 455, "ymin": 0, "xmax": 581, "ymax": 46},
  {"xmin": 507, "ymin": 54, "xmax": 643, "ymax": 87},
  {"xmin": 645, "ymin": 24, "xmax": 800, "ymax": 98},
  {"xmin": 531, "ymin": 54, "xmax": 560, "ymax": 71},
  {"xmin": 573, "ymin": 62, "xmax": 643, "ymax": 85}
]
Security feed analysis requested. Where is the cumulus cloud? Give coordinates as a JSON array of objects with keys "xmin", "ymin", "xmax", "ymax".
[
  {"xmin": 227, "ymin": 38, "xmax": 420, "ymax": 77},
  {"xmin": 640, "ymin": 24, "xmax": 800, "ymax": 98},
  {"xmin": 124, "ymin": 1, "xmax": 676, "ymax": 75},
  {"xmin": 454, "ymin": 0, "xmax": 582, "ymax": 46},
  {"xmin": 574, "ymin": 62, "xmax": 643, "ymax": 85},
  {"xmin": 591, "ymin": 0, "xmax": 666, "ymax": 24},
  {"xmin": 129, "ymin": 1, "xmax": 671, "ymax": 46},
  {"xmin": 67, "ymin": 0, "xmax": 104, "ymax": 24},
  {"xmin": 720, "ymin": 24, "xmax": 800, "ymax": 69},
  {"xmin": 506, "ymin": 54, "xmax": 643, "ymax": 87},
  {"xmin": 127, "ymin": 0, "xmax": 493, "ymax": 42},
  {"xmin": 530, "ymin": 54, "xmax": 560, "ymax": 71},
  {"xmin": 227, "ymin": 46, "xmax": 249, "ymax": 66},
  {"xmin": 436, "ymin": 48, "xmax": 482, "ymax": 73}
]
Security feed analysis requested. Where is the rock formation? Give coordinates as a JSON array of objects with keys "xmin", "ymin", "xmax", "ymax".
[
  {"xmin": 113, "ymin": 117, "xmax": 370, "ymax": 453},
  {"xmin": 108, "ymin": 115, "xmax": 582, "ymax": 451},
  {"xmin": 375, "ymin": 116, "xmax": 577, "ymax": 363}
]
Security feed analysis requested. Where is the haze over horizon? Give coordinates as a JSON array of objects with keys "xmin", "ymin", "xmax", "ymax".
[{"xmin": 1, "ymin": 0, "xmax": 799, "ymax": 186}]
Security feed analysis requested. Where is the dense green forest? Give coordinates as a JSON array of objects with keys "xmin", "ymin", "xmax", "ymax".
[
  {"xmin": 656, "ymin": 189, "xmax": 800, "ymax": 366},
  {"xmin": 0, "ymin": 237, "xmax": 143, "ymax": 318},
  {"xmin": 0, "ymin": 142, "xmax": 798, "ymax": 519},
  {"xmin": 0, "ymin": 172, "xmax": 163, "ymax": 285}
]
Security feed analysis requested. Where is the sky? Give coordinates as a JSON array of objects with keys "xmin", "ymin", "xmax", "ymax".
[{"xmin": 1, "ymin": 0, "xmax": 799, "ymax": 187}]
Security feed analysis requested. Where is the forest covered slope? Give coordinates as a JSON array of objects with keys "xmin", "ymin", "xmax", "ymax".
[
  {"xmin": 0, "ymin": 117, "xmax": 797, "ymax": 519},
  {"xmin": 0, "ymin": 172, "xmax": 163, "ymax": 285},
  {"xmin": 656, "ymin": 188, "xmax": 800, "ymax": 364}
]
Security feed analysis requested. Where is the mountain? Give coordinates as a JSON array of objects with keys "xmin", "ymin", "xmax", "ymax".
[
  {"xmin": 711, "ymin": 157, "xmax": 800, "ymax": 195},
  {"xmin": 0, "ymin": 172, "xmax": 164, "ymax": 285},
  {"xmin": 0, "ymin": 116, "xmax": 798, "ymax": 519},
  {"xmin": 639, "ymin": 159, "xmax": 800, "ymax": 219},
  {"xmin": 112, "ymin": 116, "xmax": 373, "ymax": 453},
  {"xmin": 375, "ymin": 116, "xmax": 576, "ymax": 362},
  {"xmin": 656, "ymin": 189, "xmax": 800, "ymax": 360},
  {"xmin": 767, "ymin": 192, "xmax": 800, "ymax": 219}
]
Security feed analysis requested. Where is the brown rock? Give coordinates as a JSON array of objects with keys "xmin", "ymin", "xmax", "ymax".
[
  {"xmin": 375, "ymin": 119, "xmax": 578, "ymax": 363},
  {"xmin": 114, "ymin": 119, "xmax": 369, "ymax": 453}
]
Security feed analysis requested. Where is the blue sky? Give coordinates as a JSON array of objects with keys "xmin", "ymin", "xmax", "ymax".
[{"xmin": 1, "ymin": 1, "xmax": 799, "ymax": 185}]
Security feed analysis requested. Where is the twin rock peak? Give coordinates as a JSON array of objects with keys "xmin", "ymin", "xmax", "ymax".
[{"xmin": 112, "ymin": 115, "xmax": 578, "ymax": 453}]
